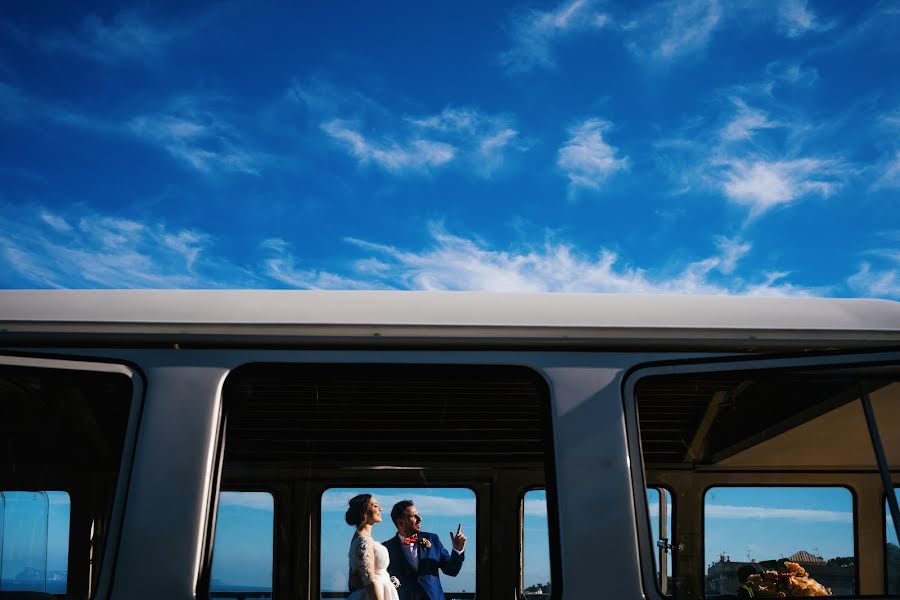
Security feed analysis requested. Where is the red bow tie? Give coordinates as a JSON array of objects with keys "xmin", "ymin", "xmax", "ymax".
[{"xmin": 403, "ymin": 534, "xmax": 418, "ymax": 545}]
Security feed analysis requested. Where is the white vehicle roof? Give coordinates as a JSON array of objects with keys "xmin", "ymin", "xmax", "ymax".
[{"xmin": 1, "ymin": 290, "xmax": 899, "ymax": 348}]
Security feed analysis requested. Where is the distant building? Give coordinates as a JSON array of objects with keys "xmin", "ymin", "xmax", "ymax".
[
  {"xmin": 705, "ymin": 550, "xmax": 855, "ymax": 596},
  {"xmin": 786, "ymin": 550, "xmax": 825, "ymax": 565},
  {"xmin": 524, "ymin": 582, "xmax": 551, "ymax": 599}
]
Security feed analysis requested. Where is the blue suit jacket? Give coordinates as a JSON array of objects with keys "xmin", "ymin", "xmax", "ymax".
[{"xmin": 383, "ymin": 531, "xmax": 464, "ymax": 600}]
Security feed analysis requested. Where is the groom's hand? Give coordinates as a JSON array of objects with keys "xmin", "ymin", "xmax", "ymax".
[{"xmin": 449, "ymin": 523, "xmax": 467, "ymax": 552}]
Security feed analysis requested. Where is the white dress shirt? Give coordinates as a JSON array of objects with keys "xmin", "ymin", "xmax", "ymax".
[{"xmin": 398, "ymin": 533, "xmax": 419, "ymax": 568}]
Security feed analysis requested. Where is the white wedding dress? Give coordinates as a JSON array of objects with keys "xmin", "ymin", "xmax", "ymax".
[{"xmin": 347, "ymin": 534, "xmax": 400, "ymax": 600}]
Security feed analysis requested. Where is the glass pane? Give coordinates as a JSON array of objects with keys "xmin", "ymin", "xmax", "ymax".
[
  {"xmin": 0, "ymin": 491, "xmax": 49, "ymax": 592},
  {"xmin": 888, "ymin": 489, "xmax": 900, "ymax": 596},
  {"xmin": 523, "ymin": 490, "xmax": 551, "ymax": 598},
  {"xmin": 46, "ymin": 492, "xmax": 70, "ymax": 594},
  {"xmin": 209, "ymin": 491, "xmax": 274, "ymax": 599},
  {"xmin": 704, "ymin": 487, "xmax": 854, "ymax": 597},
  {"xmin": 647, "ymin": 488, "xmax": 672, "ymax": 595},
  {"xmin": 321, "ymin": 488, "xmax": 476, "ymax": 599},
  {"xmin": 0, "ymin": 491, "xmax": 71, "ymax": 594}
]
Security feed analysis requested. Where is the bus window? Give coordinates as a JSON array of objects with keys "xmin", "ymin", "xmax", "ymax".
[
  {"xmin": 216, "ymin": 363, "xmax": 555, "ymax": 600},
  {"xmin": 0, "ymin": 363, "xmax": 134, "ymax": 599},
  {"xmin": 647, "ymin": 488, "xmax": 672, "ymax": 595},
  {"xmin": 633, "ymin": 363, "xmax": 898, "ymax": 599},
  {"xmin": 320, "ymin": 488, "xmax": 476, "ymax": 599},
  {"xmin": 210, "ymin": 491, "xmax": 274, "ymax": 599},
  {"xmin": 704, "ymin": 487, "xmax": 855, "ymax": 596},
  {"xmin": 522, "ymin": 489, "xmax": 551, "ymax": 599}
]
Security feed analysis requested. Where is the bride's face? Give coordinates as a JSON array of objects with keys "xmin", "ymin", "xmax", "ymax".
[{"xmin": 366, "ymin": 497, "xmax": 383, "ymax": 525}]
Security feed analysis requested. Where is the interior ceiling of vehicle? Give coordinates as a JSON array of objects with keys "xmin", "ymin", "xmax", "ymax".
[
  {"xmin": 637, "ymin": 371, "xmax": 899, "ymax": 469},
  {"xmin": 222, "ymin": 364, "xmax": 550, "ymax": 466}
]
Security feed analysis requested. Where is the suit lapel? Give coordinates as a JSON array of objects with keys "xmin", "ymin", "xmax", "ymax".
[{"xmin": 417, "ymin": 534, "xmax": 427, "ymax": 566}]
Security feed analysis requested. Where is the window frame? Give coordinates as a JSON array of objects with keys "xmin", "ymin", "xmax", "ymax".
[
  {"xmin": 700, "ymin": 483, "xmax": 860, "ymax": 597},
  {"xmin": 0, "ymin": 353, "xmax": 144, "ymax": 600},
  {"xmin": 622, "ymin": 350, "xmax": 900, "ymax": 600},
  {"xmin": 646, "ymin": 484, "xmax": 675, "ymax": 596}
]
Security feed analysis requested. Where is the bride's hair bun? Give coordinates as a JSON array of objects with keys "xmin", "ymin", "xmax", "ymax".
[{"xmin": 345, "ymin": 493, "xmax": 372, "ymax": 526}]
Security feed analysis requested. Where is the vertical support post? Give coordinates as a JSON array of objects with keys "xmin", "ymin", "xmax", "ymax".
[
  {"xmin": 860, "ymin": 389, "xmax": 900, "ymax": 551},
  {"xmin": 659, "ymin": 488, "xmax": 668, "ymax": 595}
]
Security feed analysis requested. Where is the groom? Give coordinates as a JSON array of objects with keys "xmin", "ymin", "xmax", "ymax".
[{"xmin": 383, "ymin": 499, "xmax": 466, "ymax": 600}]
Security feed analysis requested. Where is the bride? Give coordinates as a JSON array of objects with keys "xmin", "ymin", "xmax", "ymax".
[{"xmin": 345, "ymin": 494, "xmax": 400, "ymax": 600}]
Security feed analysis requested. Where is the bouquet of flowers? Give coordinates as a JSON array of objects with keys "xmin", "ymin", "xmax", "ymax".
[{"xmin": 745, "ymin": 562, "xmax": 831, "ymax": 597}]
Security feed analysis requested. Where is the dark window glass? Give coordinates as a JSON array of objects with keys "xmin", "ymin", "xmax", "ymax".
[{"xmin": 0, "ymin": 364, "xmax": 132, "ymax": 599}]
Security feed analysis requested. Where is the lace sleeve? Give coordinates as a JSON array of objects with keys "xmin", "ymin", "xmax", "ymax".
[{"xmin": 350, "ymin": 535, "xmax": 376, "ymax": 588}]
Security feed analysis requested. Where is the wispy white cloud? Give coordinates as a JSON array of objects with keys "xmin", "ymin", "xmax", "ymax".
[
  {"xmin": 848, "ymin": 263, "xmax": 899, "ymax": 299},
  {"xmin": 321, "ymin": 119, "xmax": 455, "ymax": 174},
  {"xmin": 776, "ymin": 0, "xmax": 834, "ymax": 38},
  {"xmin": 318, "ymin": 104, "xmax": 523, "ymax": 177},
  {"xmin": 764, "ymin": 61, "xmax": 819, "ymax": 90},
  {"xmin": 0, "ymin": 81, "xmax": 115, "ymax": 133},
  {"xmin": 719, "ymin": 158, "xmax": 843, "ymax": 218},
  {"xmin": 873, "ymin": 150, "xmax": 900, "ymax": 190},
  {"xmin": 624, "ymin": 0, "xmax": 722, "ymax": 61},
  {"xmin": 409, "ymin": 107, "xmax": 525, "ymax": 176},
  {"xmin": 524, "ymin": 497, "xmax": 547, "ymax": 517},
  {"xmin": 652, "ymin": 71, "xmax": 852, "ymax": 219},
  {"xmin": 40, "ymin": 10, "xmax": 176, "ymax": 64},
  {"xmin": 329, "ymin": 224, "xmax": 814, "ymax": 296},
  {"xmin": 706, "ymin": 504, "xmax": 852, "ymax": 523},
  {"xmin": 128, "ymin": 96, "xmax": 262, "ymax": 174},
  {"xmin": 0, "ymin": 209, "xmax": 834, "ymax": 296},
  {"xmin": 322, "ymin": 490, "xmax": 476, "ymax": 518},
  {"xmin": 0, "ymin": 82, "xmax": 259, "ymax": 175},
  {"xmin": 219, "ymin": 491, "xmax": 274, "ymax": 511},
  {"xmin": 848, "ymin": 238, "xmax": 900, "ymax": 299},
  {"xmin": 0, "ymin": 206, "xmax": 246, "ymax": 288},
  {"xmin": 39, "ymin": 210, "xmax": 73, "ymax": 233},
  {"xmin": 261, "ymin": 238, "xmax": 381, "ymax": 290},
  {"xmin": 557, "ymin": 118, "xmax": 628, "ymax": 192},
  {"xmin": 499, "ymin": 0, "xmax": 610, "ymax": 73},
  {"xmin": 720, "ymin": 99, "xmax": 779, "ymax": 143}
]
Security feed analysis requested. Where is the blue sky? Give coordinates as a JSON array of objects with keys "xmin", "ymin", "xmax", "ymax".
[
  {"xmin": 0, "ymin": 0, "xmax": 898, "ymax": 296},
  {"xmin": 703, "ymin": 487, "xmax": 854, "ymax": 567}
]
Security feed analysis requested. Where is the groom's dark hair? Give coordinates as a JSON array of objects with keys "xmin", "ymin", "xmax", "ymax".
[{"xmin": 391, "ymin": 499, "xmax": 415, "ymax": 527}]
